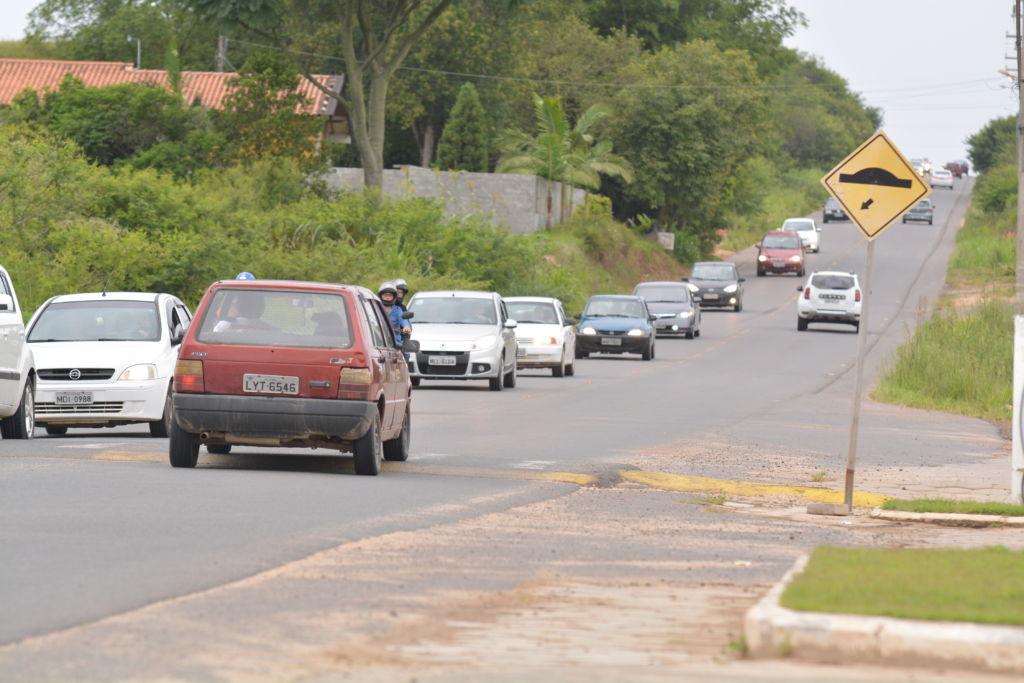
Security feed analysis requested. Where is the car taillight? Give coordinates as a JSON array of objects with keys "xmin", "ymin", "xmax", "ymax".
[
  {"xmin": 174, "ymin": 360, "xmax": 204, "ymax": 393},
  {"xmin": 855, "ymin": 289, "xmax": 862, "ymax": 302},
  {"xmin": 803, "ymin": 287, "xmax": 810, "ymax": 300},
  {"xmin": 338, "ymin": 366, "xmax": 373, "ymax": 400}
]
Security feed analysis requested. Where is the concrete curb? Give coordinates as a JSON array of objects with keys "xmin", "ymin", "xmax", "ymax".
[
  {"xmin": 869, "ymin": 508, "xmax": 1024, "ymax": 528},
  {"xmin": 745, "ymin": 555, "xmax": 1024, "ymax": 674}
]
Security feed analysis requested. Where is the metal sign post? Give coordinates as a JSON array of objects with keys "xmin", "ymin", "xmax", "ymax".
[{"xmin": 814, "ymin": 130, "xmax": 930, "ymax": 515}]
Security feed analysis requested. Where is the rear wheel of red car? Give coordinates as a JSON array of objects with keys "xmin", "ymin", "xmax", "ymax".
[
  {"xmin": 353, "ymin": 412, "xmax": 383, "ymax": 475},
  {"xmin": 206, "ymin": 444, "xmax": 232, "ymax": 455},
  {"xmin": 384, "ymin": 407, "xmax": 410, "ymax": 462},
  {"xmin": 168, "ymin": 417, "xmax": 199, "ymax": 468}
]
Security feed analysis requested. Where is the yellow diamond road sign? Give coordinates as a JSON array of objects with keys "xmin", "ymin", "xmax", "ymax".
[{"xmin": 821, "ymin": 130, "xmax": 931, "ymax": 240}]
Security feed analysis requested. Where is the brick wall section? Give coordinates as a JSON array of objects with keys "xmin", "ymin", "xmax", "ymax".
[{"xmin": 327, "ymin": 166, "xmax": 587, "ymax": 235}]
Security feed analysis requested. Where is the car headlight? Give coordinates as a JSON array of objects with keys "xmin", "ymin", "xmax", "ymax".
[
  {"xmin": 757, "ymin": 254, "xmax": 768, "ymax": 262},
  {"xmin": 471, "ymin": 334, "xmax": 498, "ymax": 350},
  {"xmin": 685, "ymin": 283, "xmax": 699, "ymax": 293},
  {"xmin": 678, "ymin": 311, "xmax": 693, "ymax": 318},
  {"xmin": 789, "ymin": 255, "xmax": 802, "ymax": 263},
  {"xmin": 723, "ymin": 284, "xmax": 738, "ymax": 293},
  {"xmin": 118, "ymin": 364, "xmax": 158, "ymax": 381},
  {"xmin": 627, "ymin": 329, "xmax": 645, "ymax": 337},
  {"xmin": 581, "ymin": 326, "xmax": 596, "ymax": 335}
]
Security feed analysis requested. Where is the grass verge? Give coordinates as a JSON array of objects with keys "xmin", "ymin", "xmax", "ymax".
[
  {"xmin": 882, "ymin": 498, "xmax": 1024, "ymax": 516},
  {"xmin": 781, "ymin": 546, "xmax": 1024, "ymax": 626}
]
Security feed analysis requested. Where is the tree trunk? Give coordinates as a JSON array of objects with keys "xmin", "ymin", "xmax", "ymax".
[
  {"xmin": 416, "ymin": 121, "xmax": 436, "ymax": 168},
  {"xmin": 546, "ymin": 183, "xmax": 553, "ymax": 229},
  {"xmin": 365, "ymin": 72, "xmax": 390, "ymax": 188}
]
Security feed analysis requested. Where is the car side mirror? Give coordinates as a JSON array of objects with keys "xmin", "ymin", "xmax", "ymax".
[
  {"xmin": 648, "ymin": 315, "xmax": 658, "ymax": 322},
  {"xmin": 504, "ymin": 319, "xmax": 517, "ymax": 329},
  {"xmin": 693, "ymin": 296, "xmax": 702, "ymax": 304},
  {"xmin": 566, "ymin": 317, "xmax": 578, "ymax": 326},
  {"xmin": 796, "ymin": 286, "xmax": 804, "ymax": 292},
  {"xmin": 402, "ymin": 310, "xmax": 414, "ymax": 320},
  {"xmin": 402, "ymin": 339, "xmax": 420, "ymax": 354},
  {"xmin": 816, "ymin": 227, "xmax": 822, "ymax": 232},
  {"xmin": 0, "ymin": 294, "xmax": 13, "ymax": 312},
  {"xmin": 171, "ymin": 323, "xmax": 185, "ymax": 345},
  {"xmin": 681, "ymin": 277, "xmax": 689, "ymax": 282}
]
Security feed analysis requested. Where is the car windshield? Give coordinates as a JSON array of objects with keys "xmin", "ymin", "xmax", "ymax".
[
  {"xmin": 762, "ymin": 235, "xmax": 801, "ymax": 249},
  {"xmin": 196, "ymin": 289, "xmax": 352, "ymax": 348},
  {"xmin": 783, "ymin": 220, "xmax": 814, "ymax": 232},
  {"xmin": 825, "ymin": 197, "xmax": 839, "ymax": 208},
  {"xmin": 506, "ymin": 301, "xmax": 559, "ymax": 324},
  {"xmin": 690, "ymin": 264, "xmax": 735, "ymax": 281},
  {"xmin": 811, "ymin": 274, "xmax": 855, "ymax": 290},
  {"xmin": 634, "ymin": 285, "xmax": 689, "ymax": 303},
  {"xmin": 29, "ymin": 300, "xmax": 161, "ymax": 342},
  {"xmin": 585, "ymin": 298, "xmax": 644, "ymax": 318},
  {"xmin": 409, "ymin": 296, "xmax": 497, "ymax": 325}
]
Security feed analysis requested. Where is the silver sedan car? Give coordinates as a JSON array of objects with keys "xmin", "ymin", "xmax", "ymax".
[{"xmin": 406, "ymin": 291, "xmax": 518, "ymax": 391}]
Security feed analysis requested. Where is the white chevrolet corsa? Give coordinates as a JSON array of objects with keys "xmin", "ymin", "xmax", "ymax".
[
  {"xmin": 27, "ymin": 292, "xmax": 192, "ymax": 436},
  {"xmin": 504, "ymin": 296, "xmax": 577, "ymax": 377},
  {"xmin": 781, "ymin": 217, "xmax": 821, "ymax": 253}
]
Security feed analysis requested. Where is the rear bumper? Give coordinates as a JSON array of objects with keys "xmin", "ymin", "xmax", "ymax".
[
  {"xmin": 799, "ymin": 309, "xmax": 860, "ymax": 323},
  {"xmin": 172, "ymin": 393, "xmax": 375, "ymax": 443}
]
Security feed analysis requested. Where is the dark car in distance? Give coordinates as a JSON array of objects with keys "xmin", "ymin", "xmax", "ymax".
[
  {"xmin": 756, "ymin": 231, "xmax": 805, "ymax": 277},
  {"xmin": 684, "ymin": 261, "xmax": 745, "ymax": 312},
  {"xmin": 633, "ymin": 281, "xmax": 701, "ymax": 339},
  {"xmin": 576, "ymin": 295, "xmax": 656, "ymax": 360},
  {"xmin": 823, "ymin": 197, "xmax": 848, "ymax": 223},
  {"xmin": 902, "ymin": 199, "xmax": 934, "ymax": 225}
]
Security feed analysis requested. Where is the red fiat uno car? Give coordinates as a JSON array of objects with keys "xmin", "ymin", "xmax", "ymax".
[{"xmin": 169, "ymin": 280, "xmax": 415, "ymax": 475}]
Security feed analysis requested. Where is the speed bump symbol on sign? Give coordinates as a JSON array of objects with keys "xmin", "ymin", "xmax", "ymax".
[{"xmin": 821, "ymin": 130, "xmax": 930, "ymax": 240}]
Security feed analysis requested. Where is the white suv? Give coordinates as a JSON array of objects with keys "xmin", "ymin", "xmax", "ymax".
[
  {"xmin": 0, "ymin": 266, "xmax": 36, "ymax": 439},
  {"xmin": 27, "ymin": 292, "xmax": 191, "ymax": 436},
  {"xmin": 797, "ymin": 271, "xmax": 861, "ymax": 332}
]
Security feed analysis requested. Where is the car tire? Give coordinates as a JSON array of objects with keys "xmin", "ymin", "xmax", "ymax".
[
  {"xmin": 503, "ymin": 361, "xmax": 517, "ymax": 388},
  {"xmin": 206, "ymin": 443, "xmax": 232, "ymax": 455},
  {"xmin": 928, "ymin": 219, "xmax": 933, "ymax": 225},
  {"xmin": 854, "ymin": 322, "xmax": 861, "ymax": 332},
  {"xmin": 168, "ymin": 417, "xmax": 199, "ymax": 468},
  {"xmin": 902, "ymin": 218, "xmax": 906, "ymax": 224},
  {"xmin": 410, "ymin": 377, "xmax": 421, "ymax": 387},
  {"xmin": 552, "ymin": 361, "xmax": 565, "ymax": 378},
  {"xmin": 798, "ymin": 267, "xmax": 805, "ymax": 277},
  {"xmin": 565, "ymin": 361, "xmax": 575, "ymax": 376},
  {"xmin": 353, "ymin": 411, "xmax": 383, "ymax": 475},
  {"xmin": 756, "ymin": 269, "xmax": 765, "ymax": 277},
  {"xmin": 684, "ymin": 329, "xmax": 694, "ymax": 340},
  {"xmin": 45, "ymin": 425, "xmax": 68, "ymax": 436},
  {"xmin": 489, "ymin": 368, "xmax": 504, "ymax": 392},
  {"xmin": 797, "ymin": 317, "xmax": 808, "ymax": 331},
  {"xmin": 149, "ymin": 390, "xmax": 172, "ymax": 438},
  {"xmin": 384, "ymin": 406, "xmax": 410, "ymax": 462},
  {"xmin": 641, "ymin": 342, "xmax": 654, "ymax": 360},
  {"xmin": 0, "ymin": 379, "xmax": 34, "ymax": 440},
  {"xmin": 734, "ymin": 300, "xmax": 742, "ymax": 312}
]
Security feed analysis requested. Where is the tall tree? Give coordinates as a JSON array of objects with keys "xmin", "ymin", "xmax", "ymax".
[
  {"xmin": 189, "ymin": 0, "xmax": 462, "ymax": 188},
  {"xmin": 436, "ymin": 83, "xmax": 489, "ymax": 172},
  {"xmin": 498, "ymin": 94, "xmax": 632, "ymax": 226}
]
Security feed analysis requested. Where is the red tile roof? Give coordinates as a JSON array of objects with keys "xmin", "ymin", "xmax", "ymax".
[{"xmin": 0, "ymin": 58, "xmax": 342, "ymax": 115}]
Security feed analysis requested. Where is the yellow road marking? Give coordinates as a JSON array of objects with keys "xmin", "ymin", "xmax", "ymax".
[
  {"xmin": 386, "ymin": 462, "xmax": 596, "ymax": 486},
  {"xmin": 620, "ymin": 470, "xmax": 888, "ymax": 508},
  {"xmin": 95, "ymin": 451, "xmax": 165, "ymax": 463}
]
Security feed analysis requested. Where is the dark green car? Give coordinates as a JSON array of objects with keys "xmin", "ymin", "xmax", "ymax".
[{"xmin": 902, "ymin": 199, "xmax": 934, "ymax": 225}]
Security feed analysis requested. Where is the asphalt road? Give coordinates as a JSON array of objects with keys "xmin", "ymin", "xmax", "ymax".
[{"xmin": 0, "ymin": 178, "xmax": 984, "ymax": 679}]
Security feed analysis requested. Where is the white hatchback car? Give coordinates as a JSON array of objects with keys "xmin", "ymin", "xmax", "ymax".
[
  {"xmin": 0, "ymin": 265, "xmax": 36, "ymax": 439},
  {"xmin": 930, "ymin": 168, "xmax": 954, "ymax": 189},
  {"xmin": 504, "ymin": 297, "xmax": 577, "ymax": 377},
  {"xmin": 781, "ymin": 217, "xmax": 820, "ymax": 253},
  {"xmin": 407, "ymin": 291, "xmax": 518, "ymax": 391},
  {"xmin": 796, "ymin": 271, "xmax": 861, "ymax": 332},
  {"xmin": 27, "ymin": 292, "xmax": 192, "ymax": 436}
]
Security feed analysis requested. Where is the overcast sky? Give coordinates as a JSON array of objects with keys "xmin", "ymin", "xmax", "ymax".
[{"xmin": 0, "ymin": 0, "xmax": 1016, "ymax": 165}]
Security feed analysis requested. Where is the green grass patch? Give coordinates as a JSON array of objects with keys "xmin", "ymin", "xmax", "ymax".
[
  {"xmin": 781, "ymin": 546, "xmax": 1024, "ymax": 625},
  {"xmin": 882, "ymin": 498, "xmax": 1024, "ymax": 516},
  {"xmin": 874, "ymin": 301, "xmax": 1012, "ymax": 421}
]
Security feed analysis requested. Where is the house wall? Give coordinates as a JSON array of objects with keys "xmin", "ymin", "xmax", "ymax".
[{"xmin": 326, "ymin": 166, "xmax": 587, "ymax": 235}]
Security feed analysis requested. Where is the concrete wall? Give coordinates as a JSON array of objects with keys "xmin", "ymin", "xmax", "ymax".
[{"xmin": 326, "ymin": 166, "xmax": 587, "ymax": 235}]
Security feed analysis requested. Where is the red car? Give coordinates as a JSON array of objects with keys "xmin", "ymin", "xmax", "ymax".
[
  {"xmin": 756, "ymin": 230, "xmax": 805, "ymax": 277},
  {"xmin": 169, "ymin": 280, "xmax": 415, "ymax": 475}
]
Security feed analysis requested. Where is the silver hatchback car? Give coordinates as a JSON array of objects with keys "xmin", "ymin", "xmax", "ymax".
[{"xmin": 406, "ymin": 291, "xmax": 518, "ymax": 391}]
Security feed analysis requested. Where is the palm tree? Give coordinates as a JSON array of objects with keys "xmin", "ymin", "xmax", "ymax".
[{"xmin": 498, "ymin": 95, "xmax": 633, "ymax": 227}]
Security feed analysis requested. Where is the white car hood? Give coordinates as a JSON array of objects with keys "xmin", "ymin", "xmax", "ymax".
[
  {"xmin": 30, "ymin": 341, "xmax": 169, "ymax": 375},
  {"xmin": 515, "ymin": 323, "xmax": 563, "ymax": 342},
  {"xmin": 411, "ymin": 324, "xmax": 499, "ymax": 351}
]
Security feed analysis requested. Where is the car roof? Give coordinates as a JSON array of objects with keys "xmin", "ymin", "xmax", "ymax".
[
  {"xmin": 411, "ymin": 290, "xmax": 496, "ymax": 299},
  {"xmin": 588, "ymin": 294, "xmax": 642, "ymax": 301},
  {"xmin": 692, "ymin": 261, "xmax": 736, "ymax": 268},
  {"xmin": 48, "ymin": 292, "xmax": 165, "ymax": 303},
  {"xmin": 811, "ymin": 270, "xmax": 857, "ymax": 278},
  {"xmin": 210, "ymin": 279, "xmax": 365, "ymax": 294},
  {"xmin": 635, "ymin": 281, "xmax": 689, "ymax": 288},
  {"xmin": 504, "ymin": 296, "xmax": 560, "ymax": 304},
  {"xmin": 783, "ymin": 217, "xmax": 814, "ymax": 222},
  {"xmin": 764, "ymin": 230, "xmax": 800, "ymax": 237}
]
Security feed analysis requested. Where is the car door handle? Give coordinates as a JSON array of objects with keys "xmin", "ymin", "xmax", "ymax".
[{"xmin": 309, "ymin": 380, "xmax": 331, "ymax": 389}]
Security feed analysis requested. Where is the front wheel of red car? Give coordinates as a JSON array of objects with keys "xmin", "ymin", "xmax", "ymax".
[
  {"xmin": 353, "ymin": 412, "xmax": 383, "ymax": 475},
  {"xmin": 384, "ymin": 407, "xmax": 410, "ymax": 462},
  {"xmin": 168, "ymin": 417, "xmax": 199, "ymax": 468}
]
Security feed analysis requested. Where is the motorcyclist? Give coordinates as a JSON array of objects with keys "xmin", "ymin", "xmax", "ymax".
[
  {"xmin": 378, "ymin": 281, "xmax": 409, "ymax": 345},
  {"xmin": 235, "ymin": 271, "xmax": 256, "ymax": 280},
  {"xmin": 393, "ymin": 279, "xmax": 410, "ymax": 312}
]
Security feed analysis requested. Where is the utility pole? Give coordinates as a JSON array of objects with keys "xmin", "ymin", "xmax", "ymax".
[
  {"xmin": 216, "ymin": 36, "xmax": 228, "ymax": 73},
  {"xmin": 126, "ymin": 35, "xmax": 141, "ymax": 69},
  {"xmin": 1012, "ymin": 0, "xmax": 1024, "ymax": 503}
]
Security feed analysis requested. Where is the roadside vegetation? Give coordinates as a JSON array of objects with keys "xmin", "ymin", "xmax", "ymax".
[
  {"xmin": 875, "ymin": 115, "xmax": 1016, "ymax": 422},
  {"xmin": 882, "ymin": 498, "xmax": 1024, "ymax": 516},
  {"xmin": 782, "ymin": 546, "xmax": 1024, "ymax": 626}
]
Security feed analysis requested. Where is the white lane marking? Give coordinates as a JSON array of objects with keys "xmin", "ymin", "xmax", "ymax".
[
  {"xmin": 513, "ymin": 460, "xmax": 555, "ymax": 470},
  {"xmin": 413, "ymin": 452, "xmax": 456, "ymax": 460},
  {"xmin": 58, "ymin": 442, "xmax": 128, "ymax": 450}
]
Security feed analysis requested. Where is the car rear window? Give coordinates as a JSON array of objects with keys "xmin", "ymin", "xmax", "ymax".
[
  {"xmin": 196, "ymin": 289, "xmax": 353, "ymax": 348},
  {"xmin": 811, "ymin": 274, "xmax": 855, "ymax": 290},
  {"xmin": 762, "ymin": 235, "xmax": 801, "ymax": 249}
]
